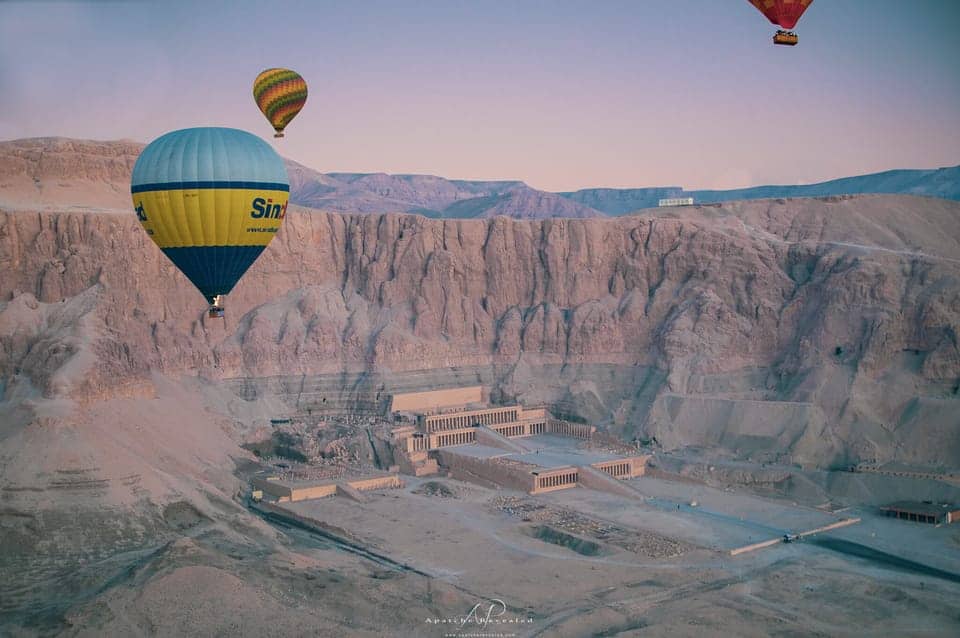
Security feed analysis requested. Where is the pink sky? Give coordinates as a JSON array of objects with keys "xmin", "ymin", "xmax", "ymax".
[{"xmin": 1, "ymin": 1, "xmax": 958, "ymax": 191}]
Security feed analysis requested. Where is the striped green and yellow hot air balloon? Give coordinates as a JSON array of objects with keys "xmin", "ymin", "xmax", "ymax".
[
  {"xmin": 253, "ymin": 68, "xmax": 308, "ymax": 138},
  {"xmin": 131, "ymin": 127, "xmax": 289, "ymax": 317}
]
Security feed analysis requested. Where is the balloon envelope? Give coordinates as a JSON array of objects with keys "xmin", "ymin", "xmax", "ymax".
[
  {"xmin": 131, "ymin": 127, "xmax": 289, "ymax": 305},
  {"xmin": 253, "ymin": 68, "xmax": 308, "ymax": 137},
  {"xmin": 747, "ymin": 0, "xmax": 813, "ymax": 30}
]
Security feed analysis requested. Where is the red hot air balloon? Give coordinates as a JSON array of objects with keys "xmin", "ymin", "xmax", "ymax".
[{"xmin": 747, "ymin": 0, "xmax": 813, "ymax": 46}]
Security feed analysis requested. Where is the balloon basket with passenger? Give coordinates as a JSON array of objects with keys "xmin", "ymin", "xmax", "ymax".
[
  {"xmin": 748, "ymin": 0, "xmax": 812, "ymax": 47},
  {"xmin": 773, "ymin": 30, "xmax": 798, "ymax": 46},
  {"xmin": 208, "ymin": 295, "xmax": 225, "ymax": 319}
]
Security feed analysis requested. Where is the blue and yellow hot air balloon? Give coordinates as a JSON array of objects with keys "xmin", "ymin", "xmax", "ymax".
[{"xmin": 131, "ymin": 127, "xmax": 289, "ymax": 317}]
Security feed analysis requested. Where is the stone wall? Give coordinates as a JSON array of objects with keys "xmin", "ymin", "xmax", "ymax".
[
  {"xmin": 347, "ymin": 475, "xmax": 403, "ymax": 491},
  {"xmin": 251, "ymin": 477, "xmax": 294, "ymax": 500},
  {"xmin": 390, "ymin": 387, "xmax": 483, "ymax": 412},
  {"xmin": 287, "ymin": 484, "xmax": 338, "ymax": 501},
  {"xmin": 436, "ymin": 449, "xmax": 536, "ymax": 493}
]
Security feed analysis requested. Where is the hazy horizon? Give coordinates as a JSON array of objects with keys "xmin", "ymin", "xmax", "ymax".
[{"xmin": 2, "ymin": 0, "xmax": 959, "ymax": 191}]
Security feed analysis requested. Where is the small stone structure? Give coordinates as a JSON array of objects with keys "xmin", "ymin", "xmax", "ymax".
[{"xmin": 879, "ymin": 501, "xmax": 960, "ymax": 524}]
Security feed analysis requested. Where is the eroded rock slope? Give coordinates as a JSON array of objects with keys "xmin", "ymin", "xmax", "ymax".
[{"xmin": 2, "ymin": 193, "xmax": 958, "ymax": 469}]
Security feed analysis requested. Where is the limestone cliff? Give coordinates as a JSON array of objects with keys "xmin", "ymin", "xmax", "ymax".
[{"xmin": 1, "ymin": 192, "xmax": 958, "ymax": 469}]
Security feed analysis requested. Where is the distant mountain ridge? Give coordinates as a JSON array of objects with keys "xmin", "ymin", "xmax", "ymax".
[
  {"xmin": 289, "ymin": 163, "xmax": 600, "ymax": 218},
  {"xmin": 0, "ymin": 137, "xmax": 957, "ymax": 219},
  {"xmin": 561, "ymin": 166, "xmax": 960, "ymax": 216},
  {"xmin": 292, "ymin": 163, "xmax": 960, "ymax": 218}
]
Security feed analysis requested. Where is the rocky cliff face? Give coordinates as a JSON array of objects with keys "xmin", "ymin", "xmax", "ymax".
[
  {"xmin": 2, "ymin": 189, "xmax": 958, "ymax": 468},
  {"xmin": 0, "ymin": 137, "xmax": 142, "ymax": 211}
]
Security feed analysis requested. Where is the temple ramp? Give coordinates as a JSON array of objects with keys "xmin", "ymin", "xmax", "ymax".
[
  {"xmin": 336, "ymin": 483, "xmax": 370, "ymax": 504},
  {"xmin": 577, "ymin": 464, "xmax": 646, "ymax": 501},
  {"xmin": 476, "ymin": 426, "xmax": 528, "ymax": 453}
]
